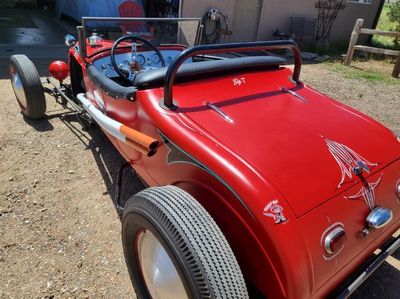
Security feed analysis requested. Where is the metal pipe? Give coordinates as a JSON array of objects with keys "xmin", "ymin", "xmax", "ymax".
[
  {"xmin": 45, "ymin": 78, "xmax": 83, "ymax": 112},
  {"xmin": 163, "ymin": 40, "xmax": 302, "ymax": 109},
  {"xmin": 335, "ymin": 235, "xmax": 400, "ymax": 299},
  {"xmin": 76, "ymin": 26, "xmax": 87, "ymax": 60},
  {"xmin": 76, "ymin": 93, "xmax": 158, "ymax": 156}
]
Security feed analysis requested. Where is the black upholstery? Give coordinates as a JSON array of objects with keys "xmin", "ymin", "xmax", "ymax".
[
  {"xmin": 134, "ymin": 56, "xmax": 287, "ymax": 88},
  {"xmin": 87, "ymin": 65, "xmax": 136, "ymax": 100}
]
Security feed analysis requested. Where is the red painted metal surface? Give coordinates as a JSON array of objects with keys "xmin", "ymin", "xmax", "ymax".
[
  {"xmin": 67, "ymin": 43, "xmax": 400, "ymax": 298},
  {"xmin": 48, "ymin": 60, "xmax": 69, "ymax": 83}
]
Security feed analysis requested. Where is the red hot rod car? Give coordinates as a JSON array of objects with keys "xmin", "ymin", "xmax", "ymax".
[{"xmin": 9, "ymin": 17, "xmax": 400, "ymax": 299}]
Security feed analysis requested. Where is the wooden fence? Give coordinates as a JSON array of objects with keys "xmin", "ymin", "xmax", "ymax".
[{"xmin": 344, "ymin": 18, "xmax": 400, "ymax": 78}]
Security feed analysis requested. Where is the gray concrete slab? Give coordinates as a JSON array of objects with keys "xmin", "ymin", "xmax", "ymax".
[
  {"xmin": 0, "ymin": 44, "xmax": 68, "ymax": 59},
  {"xmin": 0, "ymin": 8, "xmax": 78, "ymax": 59}
]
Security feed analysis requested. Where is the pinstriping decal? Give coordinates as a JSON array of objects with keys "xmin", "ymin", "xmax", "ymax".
[
  {"xmin": 159, "ymin": 131, "xmax": 255, "ymax": 220},
  {"xmin": 324, "ymin": 137, "xmax": 377, "ymax": 189},
  {"xmin": 324, "ymin": 136, "xmax": 381, "ymax": 210}
]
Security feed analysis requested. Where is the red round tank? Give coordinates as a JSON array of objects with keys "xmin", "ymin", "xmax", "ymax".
[{"xmin": 48, "ymin": 61, "xmax": 69, "ymax": 83}]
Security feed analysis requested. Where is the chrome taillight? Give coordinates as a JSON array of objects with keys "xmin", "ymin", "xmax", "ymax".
[
  {"xmin": 323, "ymin": 226, "xmax": 347, "ymax": 256},
  {"xmin": 366, "ymin": 207, "xmax": 393, "ymax": 229},
  {"xmin": 396, "ymin": 180, "xmax": 400, "ymax": 200}
]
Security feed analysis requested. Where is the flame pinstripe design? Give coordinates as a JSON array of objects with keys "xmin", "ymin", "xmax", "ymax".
[
  {"xmin": 345, "ymin": 176, "xmax": 382, "ymax": 211},
  {"xmin": 325, "ymin": 138, "xmax": 377, "ymax": 188},
  {"xmin": 324, "ymin": 137, "xmax": 381, "ymax": 210}
]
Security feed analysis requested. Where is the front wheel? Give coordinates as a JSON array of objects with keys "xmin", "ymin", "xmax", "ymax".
[
  {"xmin": 122, "ymin": 185, "xmax": 249, "ymax": 299},
  {"xmin": 9, "ymin": 55, "xmax": 46, "ymax": 119}
]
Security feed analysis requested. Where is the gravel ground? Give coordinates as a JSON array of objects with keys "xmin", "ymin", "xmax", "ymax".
[
  {"xmin": 0, "ymin": 61, "xmax": 136, "ymax": 298},
  {"xmin": 301, "ymin": 60, "xmax": 400, "ymax": 134},
  {"xmin": 0, "ymin": 59, "xmax": 399, "ymax": 299}
]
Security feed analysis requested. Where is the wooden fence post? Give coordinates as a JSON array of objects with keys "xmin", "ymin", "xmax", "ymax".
[
  {"xmin": 344, "ymin": 19, "xmax": 364, "ymax": 65},
  {"xmin": 393, "ymin": 54, "xmax": 400, "ymax": 78}
]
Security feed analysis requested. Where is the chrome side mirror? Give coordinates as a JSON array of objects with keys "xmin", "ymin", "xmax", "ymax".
[{"xmin": 64, "ymin": 34, "xmax": 76, "ymax": 47}]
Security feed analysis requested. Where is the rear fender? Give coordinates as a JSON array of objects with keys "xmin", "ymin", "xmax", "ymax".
[{"xmin": 173, "ymin": 180, "xmax": 286, "ymax": 298}]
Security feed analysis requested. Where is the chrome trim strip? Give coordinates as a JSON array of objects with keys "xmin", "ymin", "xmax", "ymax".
[
  {"xmin": 206, "ymin": 101, "xmax": 234, "ymax": 123},
  {"xmin": 280, "ymin": 86, "xmax": 308, "ymax": 102}
]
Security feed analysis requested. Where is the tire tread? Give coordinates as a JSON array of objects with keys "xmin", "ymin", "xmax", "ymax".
[
  {"xmin": 9, "ymin": 54, "xmax": 46, "ymax": 119},
  {"xmin": 123, "ymin": 185, "xmax": 249, "ymax": 299}
]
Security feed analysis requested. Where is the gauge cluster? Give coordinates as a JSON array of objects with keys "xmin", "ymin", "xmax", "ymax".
[{"xmin": 94, "ymin": 50, "xmax": 192, "ymax": 78}]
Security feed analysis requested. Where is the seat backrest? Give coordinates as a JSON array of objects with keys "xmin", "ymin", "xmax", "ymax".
[
  {"xmin": 134, "ymin": 56, "xmax": 288, "ymax": 89},
  {"xmin": 118, "ymin": 1, "xmax": 146, "ymax": 34}
]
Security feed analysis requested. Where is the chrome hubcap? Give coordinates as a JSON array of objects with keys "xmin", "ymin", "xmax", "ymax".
[
  {"xmin": 137, "ymin": 230, "xmax": 189, "ymax": 299},
  {"xmin": 10, "ymin": 67, "xmax": 27, "ymax": 108}
]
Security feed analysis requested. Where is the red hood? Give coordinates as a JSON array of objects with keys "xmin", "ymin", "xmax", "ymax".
[{"xmin": 174, "ymin": 68, "xmax": 400, "ymax": 217}]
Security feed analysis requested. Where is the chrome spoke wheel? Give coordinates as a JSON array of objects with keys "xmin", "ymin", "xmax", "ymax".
[
  {"xmin": 10, "ymin": 66, "xmax": 27, "ymax": 108},
  {"xmin": 136, "ymin": 229, "xmax": 188, "ymax": 299}
]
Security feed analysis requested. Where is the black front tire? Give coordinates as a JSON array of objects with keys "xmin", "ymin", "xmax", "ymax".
[
  {"xmin": 122, "ymin": 185, "xmax": 249, "ymax": 299},
  {"xmin": 9, "ymin": 55, "xmax": 46, "ymax": 119}
]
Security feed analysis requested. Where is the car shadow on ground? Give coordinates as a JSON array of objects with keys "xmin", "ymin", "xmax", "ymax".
[
  {"xmin": 23, "ymin": 114, "xmax": 54, "ymax": 131},
  {"xmin": 59, "ymin": 113, "xmax": 146, "ymax": 217}
]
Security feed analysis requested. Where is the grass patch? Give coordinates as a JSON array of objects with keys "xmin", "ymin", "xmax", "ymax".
[
  {"xmin": 371, "ymin": 4, "xmax": 399, "ymax": 50},
  {"xmin": 324, "ymin": 62, "xmax": 400, "ymax": 84},
  {"xmin": 302, "ymin": 42, "xmax": 347, "ymax": 57}
]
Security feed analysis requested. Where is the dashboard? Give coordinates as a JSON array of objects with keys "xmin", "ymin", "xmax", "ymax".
[{"xmin": 93, "ymin": 49, "xmax": 193, "ymax": 78}]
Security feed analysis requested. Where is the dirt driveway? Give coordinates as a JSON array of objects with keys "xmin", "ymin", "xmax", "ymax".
[{"xmin": 0, "ymin": 59, "xmax": 399, "ymax": 299}]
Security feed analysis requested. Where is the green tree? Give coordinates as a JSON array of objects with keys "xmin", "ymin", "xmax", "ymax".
[{"xmin": 387, "ymin": 2, "xmax": 400, "ymax": 46}]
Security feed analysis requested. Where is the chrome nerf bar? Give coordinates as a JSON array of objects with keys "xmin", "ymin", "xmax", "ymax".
[{"xmin": 334, "ymin": 234, "xmax": 400, "ymax": 299}]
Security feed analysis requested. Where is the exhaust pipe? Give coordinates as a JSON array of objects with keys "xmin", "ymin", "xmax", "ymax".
[{"xmin": 77, "ymin": 93, "xmax": 158, "ymax": 156}]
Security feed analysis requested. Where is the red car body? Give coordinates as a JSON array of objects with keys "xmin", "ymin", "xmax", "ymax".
[
  {"xmin": 8, "ymin": 13, "xmax": 399, "ymax": 297},
  {"xmin": 65, "ymin": 39, "xmax": 400, "ymax": 298},
  {"xmin": 61, "ymin": 35, "xmax": 400, "ymax": 298}
]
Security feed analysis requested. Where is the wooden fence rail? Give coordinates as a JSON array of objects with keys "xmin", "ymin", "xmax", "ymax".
[{"xmin": 344, "ymin": 18, "xmax": 400, "ymax": 78}]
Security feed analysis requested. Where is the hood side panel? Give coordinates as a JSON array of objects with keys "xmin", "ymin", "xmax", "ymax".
[{"xmin": 172, "ymin": 68, "xmax": 400, "ymax": 216}]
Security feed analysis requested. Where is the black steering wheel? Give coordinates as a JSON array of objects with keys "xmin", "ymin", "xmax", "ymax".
[{"xmin": 110, "ymin": 34, "xmax": 166, "ymax": 81}]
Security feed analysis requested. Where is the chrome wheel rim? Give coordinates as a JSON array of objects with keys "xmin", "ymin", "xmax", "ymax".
[
  {"xmin": 10, "ymin": 67, "xmax": 27, "ymax": 109},
  {"xmin": 136, "ymin": 229, "xmax": 189, "ymax": 299}
]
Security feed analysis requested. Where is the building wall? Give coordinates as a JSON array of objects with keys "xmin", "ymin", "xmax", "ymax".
[
  {"xmin": 257, "ymin": 0, "xmax": 381, "ymax": 44},
  {"xmin": 180, "ymin": 0, "xmax": 236, "ymax": 27},
  {"xmin": 257, "ymin": 0, "xmax": 317, "ymax": 41},
  {"xmin": 330, "ymin": 0, "xmax": 382, "ymax": 44},
  {"xmin": 181, "ymin": 0, "xmax": 382, "ymax": 44},
  {"xmin": 180, "ymin": 0, "xmax": 250, "ymax": 42}
]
